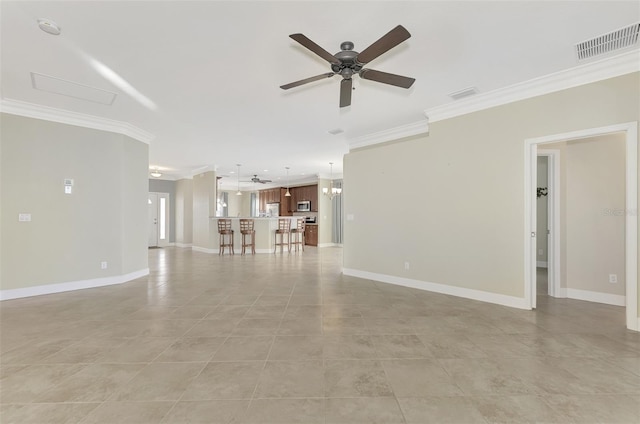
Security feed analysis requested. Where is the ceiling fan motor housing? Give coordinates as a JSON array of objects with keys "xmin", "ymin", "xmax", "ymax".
[{"xmin": 333, "ymin": 44, "xmax": 363, "ymax": 78}]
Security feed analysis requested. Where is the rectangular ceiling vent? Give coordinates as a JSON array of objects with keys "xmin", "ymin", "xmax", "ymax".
[
  {"xmin": 576, "ymin": 23, "xmax": 639, "ymax": 61},
  {"xmin": 448, "ymin": 87, "xmax": 478, "ymax": 101},
  {"xmin": 31, "ymin": 72, "xmax": 117, "ymax": 105}
]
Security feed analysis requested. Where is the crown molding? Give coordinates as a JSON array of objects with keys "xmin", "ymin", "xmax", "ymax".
[
  {"xmin": 0, "ymin": 98, "xmax": 154, "ymax": 144},
  {"xmin": 348, "ymin": 119, "xmax": 429, "ymax": 150},
  {"xmin": 425, "ymin": 49, "xmax": 640, "ymax": 123}
]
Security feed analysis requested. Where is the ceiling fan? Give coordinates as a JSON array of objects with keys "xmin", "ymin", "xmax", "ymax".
[
  {"xmin": 243, "ymin": 175, "xmax": 272, "ymax": 184},
  {"xmin": 280, "ymin": 25, "xmax": 415, "ymax": 108}
]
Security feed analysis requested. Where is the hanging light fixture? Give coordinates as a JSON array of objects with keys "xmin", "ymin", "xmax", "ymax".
[
  {"xmin": 322, "ymin": 162, "xmax": 342, "ymax": 200},
  {"xmin": 150, "ymin": 167, "xmax": 162, "ymax": 178},
  {"xmin": 285, "ymin": 166, "xmax": 291, "ymax": 197},
  {"xmin": 236, "ymin": 164, "xmax": 242, "ymax": 196}
]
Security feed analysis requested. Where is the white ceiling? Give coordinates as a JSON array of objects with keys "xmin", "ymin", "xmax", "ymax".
[{"xmin": 2, "ymin": 1, "xmax": 638, "ymax": 190}]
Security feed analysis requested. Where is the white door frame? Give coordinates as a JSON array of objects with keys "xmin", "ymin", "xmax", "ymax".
[
  {"xmin": 537, "ymin": 149, "xmax": 561, "ymax": 298},
  {"xmin": 524, "ymin": 122, "xmax": 638, "ymax": 331}
]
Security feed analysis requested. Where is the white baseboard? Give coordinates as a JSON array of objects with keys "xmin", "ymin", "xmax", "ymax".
[
  {"xmin": 342, "ymin": 268, "xmax": 529, "ymax": 310},
  {"xmin": 174, "ymin": 242, "xmax": 193, "ymax": 248},
  {"xmin": 0, "ymin": 268, "xmax": 149, "ymax": 301},
  {"xmin": 565, "ymin": 288, "xmax": 625, "ymax": 306},
  {"xmin": 537, "ymin": 261, "xmax": 548, "ymax": 268}
]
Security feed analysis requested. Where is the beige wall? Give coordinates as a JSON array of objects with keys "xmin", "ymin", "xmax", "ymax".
[
  {"xmin": 175, "ymin": 178, "xmax": 193, "ymax": 245},
  {"xmin": 192, "ymin": 171, "xmax": 216, "ymax": 250},
  {"xmin": 224, "ymin": 190, "xmax": 252, "ymax": 217},
  {"xmin": 343, "ymin": 73, "xmax": 639, "ymax": 302},
  {"xmin": 565, "ymin": 134, "xmax": 626, "ymax": 296},
  {"xmin": 1, "ymin": 113, "xmax": 148, "ymax": 290}
]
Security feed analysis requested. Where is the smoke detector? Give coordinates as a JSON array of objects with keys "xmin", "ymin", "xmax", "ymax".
[{"xmin": 38, "ymin": 18, "xmax": 61, "ymax": 35}]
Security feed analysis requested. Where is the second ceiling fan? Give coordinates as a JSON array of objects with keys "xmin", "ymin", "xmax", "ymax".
[{"xmin": 280, "ymin": 25, "xmax": 415, "ymax": 108}]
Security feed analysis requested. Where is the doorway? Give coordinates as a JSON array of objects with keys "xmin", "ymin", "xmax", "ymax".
[
  {"xmin": 525, "ymin": 122, "xmax": 638, "ymax": 331},
  {"xmin": 536, "ymin": 150, "xmax": 560, "ymax": 300},
  {"xmin": 149, "ymin": 192, "xmax": 170, "ymax": 248}
]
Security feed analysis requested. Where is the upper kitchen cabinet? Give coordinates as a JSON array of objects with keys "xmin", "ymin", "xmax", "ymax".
[
  {"xmin": 291, "ymin": 184, "xmax": 318, "ymax": 212},
  {"xmin": 280, "ymin": 188, "xmax": 292, "ymax": 216}
]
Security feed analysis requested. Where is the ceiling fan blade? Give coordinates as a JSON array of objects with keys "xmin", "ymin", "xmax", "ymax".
[
  {"xmin": 289, "ymin": 33, "xmax": 339, "ymax": 64},
  {"xmin": 339, "ymin": 78, "xmax": 352, "ymax": 108},
  {"xmin": 359, "ymin": 69, "xmax": 415, "ymax": 89},
  {"xmin": 280, "ymin": 72, "xmax": 335, "ymax": 90},
  {"xmin": 356, "ymin": 25, "xmax": 411, "ymax": 64}
]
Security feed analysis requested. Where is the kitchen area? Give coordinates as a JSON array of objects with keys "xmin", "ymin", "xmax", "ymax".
[
  {"xmin": 163, "ymin": 170, "xmax": 339, "ymax": 254},
  {"xmin": 257, "ymin": 184, "xmax": 319, "ymax": 246}
]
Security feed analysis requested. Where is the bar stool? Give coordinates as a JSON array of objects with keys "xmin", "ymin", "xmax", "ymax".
[
  {"xmin": 239, "ymin": 219, "xmax": 256, "ymax": 255},
  {"xmin": 290, "ymin": 218, "xmax": 306, "ymax": 252},
  {"xmin": 274, "ymin": 218, "xmax": 291, "ymax": 253},
  {"xmin": 217, "ymin": 219, "xmax": 234, "ymax": 255}
]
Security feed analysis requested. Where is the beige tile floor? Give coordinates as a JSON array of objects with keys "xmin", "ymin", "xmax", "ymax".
[{"xmin": 1, "ymin": 247, "xmax": 639, "ymax": 423}]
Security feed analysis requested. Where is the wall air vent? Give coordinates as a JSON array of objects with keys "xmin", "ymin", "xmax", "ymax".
[
  {"xmin": 448, "ymin": 87, "xmax": 478, "ymax": 101},
  {"xmin": 576, "ymin": 23, "xmax": 639, "ymax": 61}
]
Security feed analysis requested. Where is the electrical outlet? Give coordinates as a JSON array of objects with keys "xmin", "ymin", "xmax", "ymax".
[
  {"xmin": 18, "ymin": 213, "xmax": 31, "ymax": 222},
  {"xmin": 101, "ymin": 261, "xmax": 108, "ymax": 270},
  {"xmin": 404, "ymin": 261, "xmax": 410, "ymax": 270},
  {"xmin": 609, "ymin": 274, "xmax": 617, "ymax": 284}
]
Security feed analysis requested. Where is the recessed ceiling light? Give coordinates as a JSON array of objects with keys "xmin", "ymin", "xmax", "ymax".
[
  {"xmin": 38, "ymin": 18, "xmax": 61, "ymax": 35},
  {"xmin": 263, "ymin": 169, "xmax": 269, "ymax": 172},
  {"xmin": 328, "ymin": 128, "xmax": 344, "ymax": 135}
]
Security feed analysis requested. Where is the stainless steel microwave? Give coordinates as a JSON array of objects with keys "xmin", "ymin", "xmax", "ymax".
[{"xmin": 297, "ymin": 201, "xmax": 311, "ymax": 212}]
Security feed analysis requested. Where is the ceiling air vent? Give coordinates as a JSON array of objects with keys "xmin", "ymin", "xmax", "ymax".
[
  {"xmin": 448, "ymin": 87, "xmax": 478, "ymax": 101},
  {"xmin": 576, "ymin": 23, "xmax": 639, "ymax": 61}
]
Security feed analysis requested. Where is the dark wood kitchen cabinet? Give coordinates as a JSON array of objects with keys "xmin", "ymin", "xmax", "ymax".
[
  {"xmin": 291, "ymin": 184, "xmax": 318, "ymax": 212},
  {"xmin": 305, "ymin": 224, "xmax": 318, "ymax": 246},
  {"xmin": 280, "ymin": 188, "xmax": 291, "ymax": 216}
]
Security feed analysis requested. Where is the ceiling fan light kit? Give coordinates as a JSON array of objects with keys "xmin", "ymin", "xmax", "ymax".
[{"xmin": 280, "ymin": 25, "xmax": 415, "ymax": 108}]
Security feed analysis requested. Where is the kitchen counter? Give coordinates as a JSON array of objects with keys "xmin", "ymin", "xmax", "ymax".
[{"xmin": 210, "ymin": 217, "xmax": 303, "ymax": 253}]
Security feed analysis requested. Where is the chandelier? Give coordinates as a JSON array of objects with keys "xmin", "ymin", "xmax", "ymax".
[{"xmin": 322, "ymin": 162, "xmax": 342, "ymax": 200}]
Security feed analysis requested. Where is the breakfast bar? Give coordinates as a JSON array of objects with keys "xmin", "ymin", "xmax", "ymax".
[{"xmin": 210, "ymin": 217, "xmax": 302, "ymax": 254}]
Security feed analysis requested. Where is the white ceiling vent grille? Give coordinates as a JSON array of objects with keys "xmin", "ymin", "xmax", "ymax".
[{"xmin": 576, "ymin": 23, "xmax": 639, "ymax": 61}]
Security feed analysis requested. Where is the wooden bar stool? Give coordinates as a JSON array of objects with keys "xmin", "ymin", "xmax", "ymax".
[
  {"xmin": 217, "ymin": 219, "xmax": 234, "ymax": 255},
  {"xmin": 239, "ymin": 219, "xmax": 256, "ymax": 255},
  {"xmin": 290, "ymin": 218, "xmax": 306, "ymax": 252},
  {"xmin": 274, "ymin": 218, "xmax": 291, "ymax": 253}
]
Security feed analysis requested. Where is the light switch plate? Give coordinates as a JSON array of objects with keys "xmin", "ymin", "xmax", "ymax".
[{"xmin": 19, "ymin": 213, "xmax": 31, "ymax": 222}]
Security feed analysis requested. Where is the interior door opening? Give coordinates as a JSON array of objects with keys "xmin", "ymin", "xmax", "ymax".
[{"xmin": 525, "ymin": 122, "xmax": 638, "ymax": 331}]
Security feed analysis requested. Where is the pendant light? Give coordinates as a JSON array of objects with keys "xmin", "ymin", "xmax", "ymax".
[
  {"xmin": 236, "ymin": 164, "xmax": 242, "ymax": 196},
  {"xmin": 285, "ymin": 166, "xmax": 291, "ymax": 197},
  {"xmin": 322, "ymin": 162, "xmax": 342, "ymax": 200}
]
